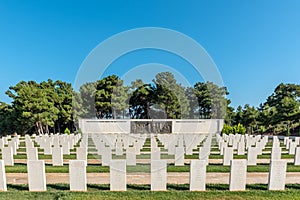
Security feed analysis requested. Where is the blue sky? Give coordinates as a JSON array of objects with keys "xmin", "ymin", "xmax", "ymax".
[{"xmin": 0, "ymin": 0, "xmax": 300, "ymax": 108}]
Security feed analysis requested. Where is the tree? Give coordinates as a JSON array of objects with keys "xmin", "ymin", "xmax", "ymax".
[
  {"xmin": 241, "ymin": 104, "xmax": 259, "ymax": 134},
  {"xmin": 153, "ymin": 72, "xmax": 190, "ymax": 119},
  {"xmin": 95, "ymin": 75, "xmax": 119, "ymax": 119},
  {"xmin": 194, "ymin": 82, "xmax": 228, "ymax": 119},
  {"xmin": 185, "ymin": 87, "xmax": 198, "ymax": 119},
  {"xmin": 6, "ymin": 80, "xmax": 59, "ymax": 134},
  {"xmin": 259, "ymin": 83, "xmax": 300, "ymax": 134},
  {"xmin": 0, "ymin": 102, "xmax": 16, "ymax": 135},
  {"xmin": 129, "ymin": 83, "xmax": 154, "ymax": 119},
  {"xmin": 111, "ymin": 80, "xmax": 129, "ymax": 119},
  {"xmin": 78, "ymin": 82, "xmax": 97, "ymax": 118}
]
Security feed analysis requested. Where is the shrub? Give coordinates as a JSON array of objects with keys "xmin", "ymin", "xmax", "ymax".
[{"xmin": 64, "ymin": 128, "xmax": 71, "ymax": 135}]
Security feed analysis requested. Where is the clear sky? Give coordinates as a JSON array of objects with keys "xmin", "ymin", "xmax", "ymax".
[{"xmin": 0, "ymin": 0, "xmax": 300, "ymax": 108}]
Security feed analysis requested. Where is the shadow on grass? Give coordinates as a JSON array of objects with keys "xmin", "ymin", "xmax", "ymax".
[
  {"xmin": 47, "ymin": 184, "xmax": 70, "ymax": 191},
  {"xmin": 88, "ymin": 184, "xmax": 110, "ymax": 191},
  {"xmin": 246, "ymin": 184, "xmax": 268, "ymax": 190},
  {"xmin": 206, "ymin": 184, "xmax": 228, "ymax": 191},
  {"xmin": 128, "ymin": 184, "xmax": 151, "ymax": 191},
  {"xmin": 167, "ymin": 184, "xmax": 189, "ymax": 191},
  {"xmin": 8, "ymin": 184, "xmax": 29, "ymax": 191},
  {"xmin": 285, "ymin": 184, "xmax": 300, "ymax": 190}
]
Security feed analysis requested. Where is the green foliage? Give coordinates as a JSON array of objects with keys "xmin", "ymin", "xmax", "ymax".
[
  {"xmin": 222, "ymin": 124, "xmax": 234, "ymax": 134},
  {"xmin": 222, "ymin": 123, "xmax": 246, "ymax": 135},
  {"xmin": 3, "ymin": 74, "xmax": 300, "ymax": 137},
  {"xmin": 194, "ymin": 82, "xmax": 228, "ymax": 119},
  {"xmin": 64, "ymin": 128, "xmax": 71, "ymax": 135},
  {"xmin": 233, "ymin": 123, "xmax": 246, "ymax": 134},
  {"xmin": 95, "ymin": 75, "xmax": 119, "ymax": 119},
  {"xmin": 3, "ymin": 79, "xmax": 74, "ymax": 135},
  {"xmin": 153, "ymin": 72, "xmax": 190, "ymax": 119}
]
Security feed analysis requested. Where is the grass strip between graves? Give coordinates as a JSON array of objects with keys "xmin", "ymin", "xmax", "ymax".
[
  {"xmin": 0, "ymin": 184, "xmax": 300, "ymax": 200},
  {"xmin": 4, "ymin": 163, "xmax": 300, "ymax": 173}
]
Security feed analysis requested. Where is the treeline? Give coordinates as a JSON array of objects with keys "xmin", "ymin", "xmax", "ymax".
[
  {"xmin": 225, "ymin": 83, "xmax": 300, "ymax": 136},
  {"xmin": 0, "ymin": 80, "xmax": 73, "ymax": 135},
  {"xmin": 0, "ymin": 71, "xmax": 299, "ymax": 136},
  {"xmin": 74, "ymin": 72, "xmax": 228, "ymax": 120}
]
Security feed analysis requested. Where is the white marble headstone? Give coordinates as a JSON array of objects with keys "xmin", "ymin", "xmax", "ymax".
[
  {"xmin": 175, "ymin": 147, "xmax": 185, "ymax": 166},
  {"xmin": 0, "ymin": 160, "xmax": 7, "ymax": 191},
  {"xmin": 27, "ymin": 160, "xmax": 47, "ymax": 191},
  {"xmin": 52, "ymin": 147, "xmax": 63, "ymax": 166},
  {"xmin": 27, "ymin": 147, "xmax": 38, "ymax": 161},
  {"xmin": 151, "ymin": 160, "xmax": 167, "ymax": 191},
  {"xmin": 2, "ymin": 147, "xmax": 14, "ymax": 166},
  {"xmin": 229, "ymin": 159, "xmax": 247, "ymax": 191},
  {"xmin": 110, "ymin": 160, "xmax": 126, "ymax": 191},
  {"xmin": 126, "ymin": 147, "xmax": 136, "ymax": 166},
  {"xmin": 294, "ymin": 147, "xmax": 300, "ymax": 165},
  {"xmin": 223, "ymin": 147, "xmax": 233, "ymax": 166},
  {"xmin": 268, "ymin": 160, "xmax": 287, "ymax": 190},
  {"xmin": 69, "ymin": 160, "xmax": 87, "ymax": 191},
  {"xmin": 247, "ymin": 147, "xmax": 258, "ymax": 166},
  {"xmin": 189, "ymin": 160, "xmax": 206, "ymax": 191}
]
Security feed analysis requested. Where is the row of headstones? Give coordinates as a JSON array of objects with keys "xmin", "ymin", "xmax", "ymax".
[
  {"xmin": 218, "ymin": 134, "xmax": 266, "ymax": 150},
  {"xmin": 91, "ymin": 134, "xmax": 147, "ymax": 165},
  {"xmin": 0, "ymin": 135, "xmax": 22, "ymax": 167},
  {"xmin": 154, "ymin": 134, "xmax": 213, "ymax": 166},
  {"xmin": 220, "ymin": 135, "xmax": 300, "ymax": 166},
  {"xmin": 89, "ymin": 133, "xmax": 213, "ymax": 167},
  {"xmin": 156, "ymin": 134, "xmax": 207, "ymax": 155},
  {"xmin": 91, "ymin": 133, "xmax": 147, "ymax": 152},
  {"xmin": 32, "ymin": 134, "xmax": 81, "ymax": 155},
  {"xmin": 217, "ymin": 134, "xmax": 269, "ymax": 155},
  {"xmin": 0, "ymin": 136, "xmax": 21, "ymax": 155},
  {"xmin": 0, "ymin": 158, "xmax": 288, "ymax": 192},
  {"xmin": 1, "ymin": 134, "xmax": 84, "ymax": 166}
]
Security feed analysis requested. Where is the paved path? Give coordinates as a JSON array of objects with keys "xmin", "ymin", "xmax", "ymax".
[{"xmin": 6, "ymin": 172, "xmax": 300, "ymax": 185}]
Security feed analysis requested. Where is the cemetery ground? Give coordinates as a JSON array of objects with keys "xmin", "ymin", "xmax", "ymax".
[
  {"xmin": 2, "ymin": 184, "xmax": 300, "ymax": 200},
  {"xmin": 1, "ymin": 134, "xmax": 300, "ymax": 199}
]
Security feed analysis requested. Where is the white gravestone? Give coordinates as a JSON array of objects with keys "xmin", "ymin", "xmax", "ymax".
[
  {"xmin": 199, "ymin": 147, "xmax": 210, "ymax": 165},
  {"xmin": 69, "ymin": 160, "xmax": 87, "ymax": 191},
  {"xmin": 247, "ymin": 147, "xmax": 258, "ymax": 166},
  {"xmin": 237, "ymin": 142, "xmax": 245, "ymax": 155},
  {"xmin": 294, "ymin": 147, "xmax": 300, "ymax": 165},
  {"xmin": 175, "ymin": 147, "xmax": 185, "ymax": 166},
  {"xmin": 126, "ymin": 147, "xmax": 136, "ymax": 166},
  {"xmin": 189, "ymin": 160, "xmax": 206, "ymax": 191},
  {"xmin": 27, "ymin": 160, "xmax": 47, "ymax": 191},
  {"xmin": 271, "ymin": 147, "xmax": 281, "ymax": 161},
  {"xmin": 2, "ymin": 147, "xmax": 14, "ymax": 166},
  {"xmin": 8, "ymin": 141, "xmax": 17, "ymax": 155},
  {"xmin": 101, "ymin": 147, "xmax": 112, "ymax": 167},
  {"xmin": 27, "ymin": 147, "xmax": 38, "ymax": 161},
  {"xmin": 62, "ymin": 142, "xmax": 70, "ymax": 155},
  {"xmin": 289, "ymin": 142, "xmax": 297, "ymax": 155},
  {"xmin": 0, "ymin": 138, "xmax": 4, "ymax": 150},
  {"xmin": 115, "ymin": 141, "xmax": 123, "ymax": 156},
  {"xmin": 76, "ymin": 147, "xmax": 88, "ymax": 162},
  {"xmin": 52, "ymin": 147, "xmax": 63, "ymax": 166},
  {"xmin": 0, "ymin": 160, "xmax": 7, "ymax": 191},
  {"xmin": 229, "ymin": 159, "xmax": 247, "ymax": 191},
  {"xmin": 44, "ymin": 142, "xmax": 52, "ymax": 155},
  {"xmin": 223, "ymin": 147, "xmax": 233, "ymax": 166},
  {"xmin": 151, "ymin": 147, "xmax": 161, "ymax": 161},
  {"xmin": 110, "ymin": 160, "xmax": 126, "ymax": 191},
  {"xmin": 151, "ymin": 160, "xmax": 167, "ymax": 191},
  {"xmin": 268, "ymin": 160, "xmax": 287, "ymax": 190}
]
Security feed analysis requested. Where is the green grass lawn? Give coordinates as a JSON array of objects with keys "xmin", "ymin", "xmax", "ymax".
[
  {"xmin": 0, "ymin": 184, "xmax": 300, "ymax": 200},
  {"xmin": 4, "ymin": 162, "xmax": 300, "ymax": 173}
]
